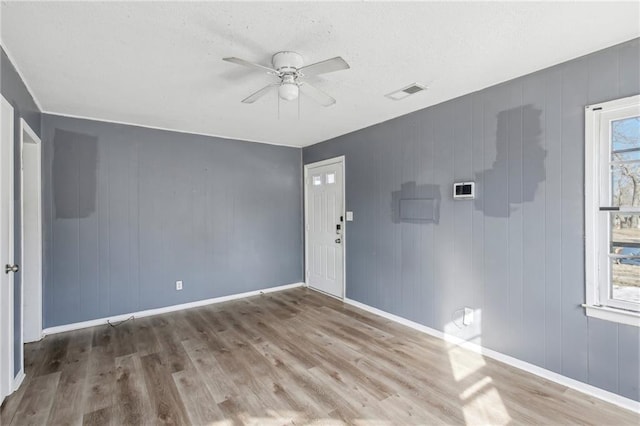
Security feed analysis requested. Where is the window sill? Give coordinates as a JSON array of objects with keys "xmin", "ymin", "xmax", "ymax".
[{"xmin": 582, "ymin": 304, "xmax": 640, "ymax": 327}]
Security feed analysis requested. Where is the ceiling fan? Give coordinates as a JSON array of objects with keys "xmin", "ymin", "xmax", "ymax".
[{"xmin": 223, "ymin": 51, "xmax": 349, "ymax": 107}]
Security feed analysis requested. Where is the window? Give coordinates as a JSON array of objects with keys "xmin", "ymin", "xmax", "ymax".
[
  {"xmin": 312, "ymin": 175, "xmax": 322, "ymax": 186},
  {"xmin": 326, "ymin": 172, "xmax": 335, "ymax": 184},
  {"xmin": 585, "ymin": 95, "xmax": 640, "ymax": 327}
]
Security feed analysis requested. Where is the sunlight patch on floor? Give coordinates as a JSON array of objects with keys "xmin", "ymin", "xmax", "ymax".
[
  {"xmin": 446, "ymin": 344, "xmax": 487, "ymax": 382},
  {"xmin": 461, "ymin": 385, "xmax": 511, "ymax": 425},
  {"xmin": 443, "ymin": 308, "xmax": 512, "ymax": 425},
  {"xmin": 459, "ymin": 375, "xmax": 493, "ymax": 400},
  {"xmin": 443, "ymin": 309, "xmax": 485, "ymax": 382}
]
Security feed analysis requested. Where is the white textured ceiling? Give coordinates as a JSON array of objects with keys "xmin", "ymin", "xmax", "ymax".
[{"xmin": 1, "ymin": 1, "xmax": 639, "ymax": 147}]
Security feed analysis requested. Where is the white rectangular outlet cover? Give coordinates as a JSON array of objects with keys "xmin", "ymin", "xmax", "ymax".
[
  {"xmin": 346, "ymin": 211, "xmax": 354, "ymax": 221},
  {"xmin": 463, "ymin": 307, "xmax": 474, "ymax": 326},
  {"xmin": 176, "ymin": 280, "xmax": 183, "ymax": 290}
]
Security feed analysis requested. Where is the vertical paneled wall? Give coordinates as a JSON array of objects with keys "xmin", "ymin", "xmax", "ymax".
[
  {"xmin": 1, "ymin": 46, "xmax": 41, "ymax": 377},
  {"xmin": 42, "ymin": 115, "xmax": 303, "ymax": 328},
  {"xmin": 303, "ymin": 38, "xmax": 640, "ymax": 401}
]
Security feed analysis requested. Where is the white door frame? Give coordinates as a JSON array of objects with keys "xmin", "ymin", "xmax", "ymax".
[
  {"xmin": 20, "ymin": 118, "xmax": 42, "ymax": 348},
  {"xmin": 0, "ymin": 95, "xmax": 15, "ymax": 402},
  {"xmin": 304, "ymin": 155, "xmax": 346, "ymax": 300}
]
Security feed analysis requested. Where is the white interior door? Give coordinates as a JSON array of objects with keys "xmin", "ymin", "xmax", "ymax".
[
  {"xmin": 21, "ymin": 119, "xmax": 42, "ymax": 344},
  {"xmin": 305, "ymin": 158, "xmax": 344, "ymax": 298},
  {"xmin": 1, "ymin": 96, "xmax": 16, "ymax": 402}
]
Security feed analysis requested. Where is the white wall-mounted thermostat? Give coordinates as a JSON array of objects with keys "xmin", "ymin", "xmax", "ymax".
[{"xmin": 453, "ymin": 182, "xmax": 475, "ymax": 200}]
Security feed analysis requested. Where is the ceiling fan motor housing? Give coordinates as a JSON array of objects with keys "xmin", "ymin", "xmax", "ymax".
[{"xmin": 272, "ymin": 51, "xmax": 304, "ymax": 73}]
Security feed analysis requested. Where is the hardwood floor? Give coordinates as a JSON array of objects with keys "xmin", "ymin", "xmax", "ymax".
[{"xmin": 1, "ymin": 287, "xmax": 638, "ymax": 425}]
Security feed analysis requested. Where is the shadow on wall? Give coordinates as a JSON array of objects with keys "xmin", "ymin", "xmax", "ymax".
[
  {"xmin": 474, "ymin": 105, "xmax": 545, "ymax": 217},
  {"xmin": 53, "ymin": 129, "xmax": 98, "ymax": 219},
  {"xmin": 392, "ymin": 181, "xmax": 441, "ymax": 224}
]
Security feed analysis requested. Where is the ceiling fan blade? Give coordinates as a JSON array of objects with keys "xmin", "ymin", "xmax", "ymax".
[
  {"xmin": 299, "ymin": 56, "xmax": 350, "ymax": 76},
  {"xmin": 299, "ymin": 83, "xmax": 336, "ymax": 107},
  {"xmin": 223, "ymin": 57, "xmax": 277, "ymax": 74},
  {"xmin": 241, "ymin": 84, "xmax": 277, "ymax": 104}
]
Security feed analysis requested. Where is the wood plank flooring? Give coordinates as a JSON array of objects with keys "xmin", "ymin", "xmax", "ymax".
[{"xmin": 1, "ymin": 288, "xmax": 638, "ymax": 425}]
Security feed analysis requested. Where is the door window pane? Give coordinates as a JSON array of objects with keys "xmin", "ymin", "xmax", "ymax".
[
  {"xmin": 326, "ymin": 173, "xmax": 335, "ymax": 184},
  {"xmin": 313, "ymin": 175, "xmax": 322, "ymax": 186}
]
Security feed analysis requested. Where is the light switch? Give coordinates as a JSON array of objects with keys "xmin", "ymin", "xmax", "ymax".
[{"xmin": 346, "ymin": 211, "xmax": 354, "ymax": 221}]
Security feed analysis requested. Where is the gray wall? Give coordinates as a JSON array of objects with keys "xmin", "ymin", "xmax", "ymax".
[
  {"xmin": 1, "ymin": 46, "xmax": 41, "ymax": 376},
  {"xmin": 304, "ymin": 38, "xmax": 640, "ymax": 401},
  {"xmin": 42, "ymin": 114, "xmax": 303, "ymax": 327}
]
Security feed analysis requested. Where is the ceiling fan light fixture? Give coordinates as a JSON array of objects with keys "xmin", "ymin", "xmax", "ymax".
[{"xmin": 278, "ymin": 83, "xmax": 299, "ymax": 101}]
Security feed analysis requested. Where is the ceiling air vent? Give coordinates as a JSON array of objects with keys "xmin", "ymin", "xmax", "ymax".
[{"xmin": 385, "ymin": 83, "xmax": 428, "ymax": 100}]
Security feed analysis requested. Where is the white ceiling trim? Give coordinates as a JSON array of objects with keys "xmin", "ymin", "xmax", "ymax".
[
  {"xmin": 0, "ymin": 40, "xmax": 44, "ymax": 111},
  {"xmin": 42, "ymin": 110, "xmax": 303, "ymax": 148}
]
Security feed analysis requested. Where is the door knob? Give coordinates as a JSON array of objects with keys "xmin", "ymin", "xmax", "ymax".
[
  {"xmin": 335, "ymin": 238, "xmax": 341, "ymax": 244},
  {"xmin": 5, "ymin": 264, "xmax": 19, "ymax": 274}
]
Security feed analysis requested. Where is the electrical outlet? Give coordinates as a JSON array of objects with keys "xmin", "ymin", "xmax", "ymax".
[
  {"xmin": 176, "ymin": 280, "xmax": 183, "ymax": 291},
  {"xmin": 463, "ymin": 307, "xmax": 474, "ymax": 326}
]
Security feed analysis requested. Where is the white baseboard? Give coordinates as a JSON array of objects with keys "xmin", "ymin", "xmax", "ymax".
[
  {"xmin": 12, "ymin": 370, "xmax": 25, "ymax": 392},
  {"xmin": 343, "ymin": 297, "xmax": 640, "ymax": 414},
  {"xmin": 42, "ymin": 282, "xmax": 305, "ymax": 336}
]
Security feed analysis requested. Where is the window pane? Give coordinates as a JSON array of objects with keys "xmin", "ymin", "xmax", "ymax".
[
  {"xmin": 313, "ymin": 175, "xmax": 322, "ymax": 186},
  {"xmin": 611, "ymin": 148, "xmax": 640, "ymax": 163},
  {"xmin": 611, "ymin": 259, "xmax": 640, "ymax": 303},
  {"xmin": 611, "ymin": 166, "xmax": 640, "ymax": 207},
  {"xmin": 610, "ymin": 213, "xmax": 640, "ymax": 249},
  {"xmin": 609, "ymin": 213, "xmax": 640, "ymax": 305},
  {"xmin": 610, "ymin": 117, "xmax": 640, "ymax": 207},
  {"xmin": 326, "ymin": 173, "xmax": 335, "ymax": 184},
  {"xmin": 611, "ymin": 116, "xmax": 640, "ymax": 152}
]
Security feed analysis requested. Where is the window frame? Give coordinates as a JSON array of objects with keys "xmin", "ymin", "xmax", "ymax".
[{"xmin": 584, "ymin": 94, "xmax": 640, "ymax": 327}]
